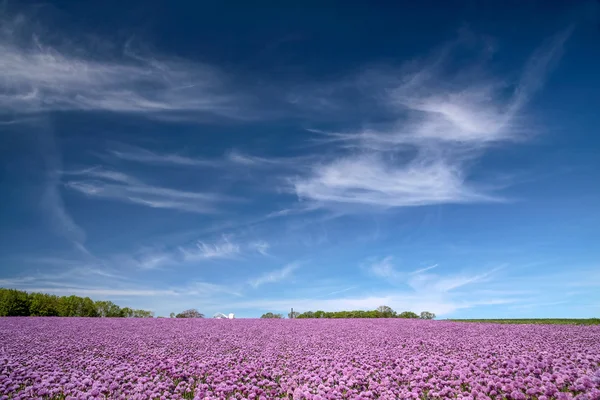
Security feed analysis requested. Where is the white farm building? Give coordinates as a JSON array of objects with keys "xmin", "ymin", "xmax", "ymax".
[{"xmin": 213, "ymin": 312, "xmax": 235, "ymax": 319}]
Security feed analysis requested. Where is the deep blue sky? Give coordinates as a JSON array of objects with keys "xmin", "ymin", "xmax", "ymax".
[{"xmin": 1, "ymin": 1, "xmax": 599, "ymax": 318}]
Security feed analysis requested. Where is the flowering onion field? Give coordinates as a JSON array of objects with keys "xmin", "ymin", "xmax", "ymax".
[{"xmin": 1, "ymin": 318, "xmax": 599, "ymax": 400}]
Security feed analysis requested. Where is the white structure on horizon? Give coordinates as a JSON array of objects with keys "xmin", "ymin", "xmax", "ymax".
[{"xmin": 213, "ymin": 312, "xmax": 235, "ymax": 319}]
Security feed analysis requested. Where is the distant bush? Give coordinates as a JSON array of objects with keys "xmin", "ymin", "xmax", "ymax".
[
  {"xmin": 420, "ymin": 311, "xmax": 436, "ymax": 320},
  {"xmin": 261, "ymin": 312, "xmax": 283, "ymax": 319},
  {"xmin": 398, "ymin": 311, "xmax": 419, "ymax": 319},
  {"xmin": 175, "ymin": 309, "xmax": 204, "ymax": 318}
]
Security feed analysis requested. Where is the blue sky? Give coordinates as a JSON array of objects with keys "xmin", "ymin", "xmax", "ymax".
[{"xmin": 1, "ymin": 1, "xmax": 599, "ymax": 318}]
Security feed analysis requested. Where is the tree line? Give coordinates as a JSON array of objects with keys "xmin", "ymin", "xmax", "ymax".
[
  {"xmin": 260, "ymin": 306, "xmax": 436, "ymax": 319},
  {"xmin": 0, "ymin": 288, "xmax": 153, "ymax": 318}
]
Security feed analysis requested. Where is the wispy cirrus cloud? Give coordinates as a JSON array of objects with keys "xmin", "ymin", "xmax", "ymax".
[
  {"xmin": 293, "ymin": 155, "xmax": 495, "ymax": 208},
  {"xmin": 249, "ymin": 240, "xmax": 271, "ymax": 256},
  {"xmin": 24, "ymin": 122, "xmax": 89, "ymax": 253},
  {"xmin": 226, "ymin": 150, "xmax": 314, "ymax": 168},
  {"xmin": 108, "ymin": 145, "xmax": 310, "ymax": 170},
  {"xmin": 110, "ymin": 235, "xmax": 270, "ymax": 269},
  {"xmin": 64, "ymin": 167, "xmax": 231, "ymax": 213},
  {"xmin": 368, "ymin": 256, "xmax": 399, "ymax": 279},
  {"xmin": 366, "ymin": 256, "xmax": 502, "ymax": 295},
  {"xmin": 411, "ymin": 264, "xmax": 438, "ymax": 275},
  {"xmin": 180, "ymin": 235, "xmax": 241, "ymax": 261},
  {"xmin": 289, "ymin": 29, "xmax": 572, "ymax": 211},
  {"xmin": 109, "ymin": 146, "xmax": 216, "ymax": 167},
  {"xmin": 248, "ymin": 262, "xmax": 299, "ymax": 288},
  {"xmin": 0, "ymin": 10, "xmax": 247, "ymax": 120},
  {"xmin": 406, "ymin": 266, "xmax": 503, "ymax": 294}
]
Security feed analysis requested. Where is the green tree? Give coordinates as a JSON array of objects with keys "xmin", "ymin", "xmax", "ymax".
[
  {"xmin": 0, "ymin": 288, "xmax": 31, "ymax": 316},
  {"xmin": 80, "ymin": 297, "xmax": 99, "ymax": 317},
  {"xmin": 95, "ymin": 300, "xmax": 122, "ymax": 317},
  {"xmin": 376, "ymin": 305, "xmax": 396, "ymax": 318},
  {"xmin": 120, "ymin": 307, "xmax": 134, "ymax": 318},
  {"xmin": 398, "ymin": 311, "xmax": 419, "ymax": 319},
  {"xmin": 29, "ymin": 292, "xmax": 59, "ymax": 316},
  {"xmin": 133, "ymin": 309, "xmax": 154, "ymax": 318},
  {"xmin": 301, "ymin": 311, "xmax": 315, "ymax": 318},
  {"xmin": 169, "ymin": 312, "xmax": 176, "ymax": 318},
  {"xmin": 260, "ymin": 312, "xmax": 283, "ymax": 319},
  {"xmin": 175, "ymin": 309, "xmax": 204, "ymax": 318},
  {"xmin": 57, "ymin": 295, "xmax": 83, "ymax": 317},
  {"xmin": 419, "ymin": 311, "xmax": 436, "ymax": 320}
]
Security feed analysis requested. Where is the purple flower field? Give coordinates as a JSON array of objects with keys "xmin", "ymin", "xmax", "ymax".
[{"xmin": 1, "ymin": 318, "xmax": 599, "ymax": 400}]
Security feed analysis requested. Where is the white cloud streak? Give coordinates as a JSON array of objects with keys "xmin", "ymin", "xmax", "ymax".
[
  {"xmin": 406, "ymin": 267, "xmax": 502, "ymax": 294},
  {"xmin": 294, "ymin": 155, "xmax": 495, "ymax": 207},
  {"xmin": 249, "ymin": 240, "xmax": 270, "ymax": 256},
  {"xmin": 64, "ymin": 167, "xmax": 230, "ymax": 213},
  {"xmin": 0, "ymin": 12, "xmax": 245, "ymax": 119},
  {"xmin": 108, "ymin": 145, "xmax": 311, "ymax": 170},
  {"xmin": 109, "ymin": 147, "xmax": 217, "ymax": 167},
  {"xmin": 180, "ymin": 235, "xmax": 241, "ymax": 261},
  {"xmin": 248, "ymin": 263, "xmax": 299, "ymax": 288},
  {"xmin": 28, "ymin": 122, "xmax": 89, "ymax": 252},
  {"xmin": 367, "ymin": 256, "xmax": 501, "ymax": 296},
  {"xmin": 291, "ymin": 30, "xmax": 572, "ymax": 210},
  {"xmin": 411, "ymin": 264, "xmax": 438, "ymax": 275},
  {"xmin": 369, "ymin": 256, "xmax": 399, "ymax": 279}
]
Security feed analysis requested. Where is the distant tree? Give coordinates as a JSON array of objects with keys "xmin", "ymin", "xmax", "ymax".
[
  {"xmin": 288, "ymin": 310, "xmax": 300, "ymax": 319},
  {"xmin": 260, "ymin": 312, "xmax": 283, "ymax": 319},
  {"xmin": 95, "ymin": 300, "xmax": 122, "ymax": 318},
  {"xmin": 169, "ymin": 312, "xmax": 176, "ymax": 318},
  {"xmin": 376, "ymin": 305, "xmax": 396, "ymax": 318},
  {"xmin": 420, "ymin": 311, "xmax": 436, "ymax": 320},
  {"xmin": 29, "ymin": 292, "xmax": 59, "ymax": 316},
  {"xmin": 57, "ymin": 295, "xmax": 77, "ymax": 317},
  {"xmin": 80, "ymin": 297, "xmax": 99, "ymax": 317},
  {"xmin": 175, "ymin": 309, "xmax": 204, "ymax": 318},
  {"xmin": 314, "ymin": 310, "xmax": 326, "ymax": 318},
  {"xmin": 120, "ymin": 307, "xmax": 134, "ymax": 318},
  {"xmin": 0, "ymin": 288, "xmax": 31, "ymax": 316},
  {"xmin": 398, "ymin": 311, "xmax": 419, "ymax": 319},
  {"xmin": 133, "ymin": 309, "xmax": 154, "ymax": 318}
]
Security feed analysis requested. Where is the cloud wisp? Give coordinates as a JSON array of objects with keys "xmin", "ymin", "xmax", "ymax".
[
  {"xmin": 0, "ymin": 12, "xmax": 246, "ymax": 119},
  {"xmin": 366, "ymin": 256, "xmax": 502, "ymax": 296},
  {"xmin": 180, "ymin": 235, "xmax": 241, "ymax": 261},
  {"xmin": 248, "ymin": 263, "xmax": 299, "ymax": 288},
  {"xmin": 294, "ymin": 155, "xmax": 496, "ymax": 208},
  {"xmin": 64, "ymin": 167, "xmax": 231, "ymax": 214},
  {"xmin": 26, "ymin": 122, "xmax": 90, "ymax": 253},
  {"xmin": 108, "ymin": 145, "xmax": 312, "ymax": 171},
  {"xmin": 411, "ymin": 264, "xmax": 438, "ymax": 275},
  {"xmin": 290, "ymin": 30, "xmax": 572, "ymax": 211},
  {"xmin": 368, "ymin": 256, "xmax": 400, "ymax": 279},
  {"xmin": 109, "ymin": 147, "xmax": 217, "ymax": 167},
  {"xmin": 249, "ymin": 241, "xmax": 271, "ymax": 256}
]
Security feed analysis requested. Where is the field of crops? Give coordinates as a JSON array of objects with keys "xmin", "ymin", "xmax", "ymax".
[{"xmin": 1, "ymin": 318, "xmax": 599, "ymax": 399}]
